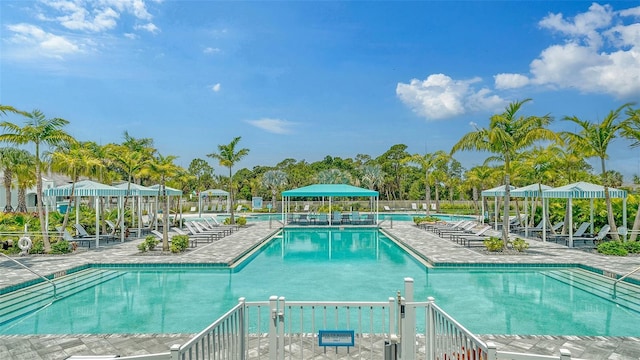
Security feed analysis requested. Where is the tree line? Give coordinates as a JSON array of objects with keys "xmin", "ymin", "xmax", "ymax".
[{"xmin": 1, "ymin": 100, "xmax": 639, "ymax": 246}]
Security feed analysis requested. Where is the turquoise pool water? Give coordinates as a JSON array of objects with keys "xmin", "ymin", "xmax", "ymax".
[{"xmin": 1, "ymin": 228, "xmax": 638, "ymax": 336}]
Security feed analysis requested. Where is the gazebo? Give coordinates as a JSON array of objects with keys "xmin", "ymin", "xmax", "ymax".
[
  {"xmin": 114, "ymin": 182, "xmax": 158, "ymax": 238},
  {"xmin": 480, "ymin": 185, "xmax": 516, "ymax": 230},
  {"xmin": 198, "ymin": 189, "xmax": 229, "ymax": 217},
  {"xmin": 281, "ymin": 184, "xmax": 379, "ymax": 226},
  {"xmin": 510, "ymin": 183, "xmax": 552, "ymax": 237},
  {"xmin": 148, "ymin": 184, "xmax": 184, "ymax": 227},
  {"xmin": 541, "ymin": 181, "xmax": 627, "ymax": 247},
  {"xmin": 44, "ymin": 180, "xmax": 128, "ymax": 247}
]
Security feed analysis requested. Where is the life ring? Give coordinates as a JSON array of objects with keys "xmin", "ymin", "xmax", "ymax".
[{"xmin": 18, "ymin": 236, "xmax": 32, "ymax": 250}]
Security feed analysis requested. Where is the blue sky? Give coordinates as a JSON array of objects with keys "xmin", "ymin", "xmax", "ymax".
[{"xmin": 2, "ymin": 1, "xmax": 640, "ymax": 180}]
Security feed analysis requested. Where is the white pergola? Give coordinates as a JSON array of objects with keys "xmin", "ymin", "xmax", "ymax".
[
  {"xmin": 541, "ymin": 181, "xmax": 627, "ymax": 247},
  {"xmin": 510, "ymin": 183, "xmax": 552, "ymax": 238},
  {"xmin": 114, "ymin": 182, "xmax": 158, "ymax": 238},
  {"xmin": 44, "ymin": 180, "xmax": 128, "ymax": 247},
  {"xmin": 198, "ymin": 189, "xmax": 229, "ymax": 218},
  {"xmin": 481, "ymin": 185, "xmax": 516, "ymax": 230}
]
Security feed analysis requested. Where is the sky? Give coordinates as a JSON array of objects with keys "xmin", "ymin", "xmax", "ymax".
[{"xmin": 1, "ymin": 1, "xmax": 640, "ymax": 181}]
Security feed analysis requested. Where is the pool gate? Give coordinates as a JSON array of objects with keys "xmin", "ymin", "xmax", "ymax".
[{"xmin": 116, "ymin": 277, "xmax": 579, "ymax": 360}]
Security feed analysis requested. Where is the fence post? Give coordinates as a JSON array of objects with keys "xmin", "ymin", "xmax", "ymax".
[
  {"xmin": 278, "ymin": 296, "xmax": 286, "ymax": 360},
  {"xmin": 170, "ymin": 344, "xmax": 181, "ymax": 360},
  {"xmin": 401, "ymin": 278, "xmax": 415, "ymax": 360},
  {"xmin": 426, "ymin": 297, "xmax": 435, "ymax": 360},
  {"xmin": 269, "ymin": 295, "xmax": 278, "ymax": 360},
  {"xmin": 485, "ymin": 341, "xmax": 498, "ymax": 360},
  {"xmin": 559, "ymin": 348, "xmax": 572, "ymax": 360},
  {"xmin": 238, "ymin": 297, "xmax": 246, "ymax": 360},
  {"xmin": 388, "ymin": 297, "xmax": 396, "ymax": 339}
]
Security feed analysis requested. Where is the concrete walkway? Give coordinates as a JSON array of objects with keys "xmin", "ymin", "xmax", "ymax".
[{"xmin": 1, "ymin": 221, "xmax": 640, "ymax": 359}]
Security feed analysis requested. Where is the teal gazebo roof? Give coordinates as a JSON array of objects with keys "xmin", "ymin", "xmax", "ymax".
[
  {"xmin": 481, "ymin": 185, "xmax": 516, "ymax": 197},
  {"xmin": 542, "ymin": 181, "xmax": 627, "ymax": 199},
  {"xmin": 282, "ymin": 184, "xmax": 378, "ymax": 197},
  {"xmin": 511, "ymin": 183, "xmax": 552, "ymax": 197},
  {"xmin": 44, "ymin": 179, "xmax": 128, "ymax": 197}
]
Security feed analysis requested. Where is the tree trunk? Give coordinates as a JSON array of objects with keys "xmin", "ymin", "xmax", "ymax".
[
  {"xmin": 4, "ymin": 171, "xmax": 13, "ymax": 212},
  {"xmin": 602, "ymin": 158, "xmax": 619, "ymax": 241},
  {"xmin": 630, "ymin": 203, "xmax": 640, "ymax": 242},
  {"xmin": 425, "ymin": 171, "xmax": 431, "ymax": 216},
  {"xmin": 162, "ymin": 180, "xmax": 170, "ymax": 251},
  {"xmin": 502, "ymin": 174, "xmax": 510, "ymax": 246},
  {"xmin": 36, "ymin": 149, "xmax": 51, "ymax": 252}
]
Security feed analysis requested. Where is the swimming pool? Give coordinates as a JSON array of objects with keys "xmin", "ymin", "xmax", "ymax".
[{"xmin": 1, "ymin": 227, "xmax": 638, "ymax": 336}]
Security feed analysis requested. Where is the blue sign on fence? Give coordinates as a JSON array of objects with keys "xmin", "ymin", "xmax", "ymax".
[{"xmin": 318, "ymin": 330, "xmax": 355, "ymax": 347}]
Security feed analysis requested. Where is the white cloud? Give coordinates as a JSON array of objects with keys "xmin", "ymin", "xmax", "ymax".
[
  {"xmin": 494, "ymin": 73, "xmax": 530, "ymax": 89},
  {"xmin": 134, "ymin": 22, "xmax": 160, "ymax": 34},
  {"xmin": 124, "ymin": 33, "xmax": 137, "ymax": 39},
  {"xmin": 204, "ymin": 47, "xmax": 221, "ymax": 54},
  {"xmin": 527, "ymin": 3, "xmax": 640, "ymax": 98},
  {"xmin": 396, "ymin": 74, "xmax": 507, "ymax": 120},
  {"xmin": 247, "ymin": 118, "xmax": 296, "ymax": 134},
  {"xmin": 211, "ymin": 83, "xmax": 221, "ymax": 92},
  {"xmin": 6, "ymin": 23, "xmax": 80, "ymax": 59}
]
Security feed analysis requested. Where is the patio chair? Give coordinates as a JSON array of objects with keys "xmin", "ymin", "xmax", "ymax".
[
  {"xmin": 184, "ymin": 222, "xmax": 224, "ymax": 241},
  {"xmin": 56, "ymin": 226, "xmax": 93, "ymax": 248},
  {"xmin": 551, "ymin": 222, "xmax": 591, "ymax": 243},
  {"xmin": 204, "ymin": 216, "xmax": 239, "ymax": 232},
  {"xmin": 331, "ymin": 211, "xmax": 342, "ymax": 225},
  {"xmin": 303, "ymin": 204, "xmax": 310, "ymax": 212},
  {"xmin": 565, "ymin": 225, "xmax": 611, "ymax": 248},
  {"xmin": 235, "ymin": 205, "xmax": 244, "ymax": 212},
  {"xmin": 152, "ymin": 229, "xmax": 197, "ymax": 248},
  {"xmin": 452, "ymin": 226, "xmax": 492, "ymax": 246},
  {"xmin": 383, "ymin": 205, "xmax": 392, "ymax": 211},
  {"xmin": 411, "ymin": 203, "xmax": 418, "ymax": 212},
  {"xmin": 193, "ymin": 220, "xmax": 232, "ymax": 236},
  {"xmin": 350, "ymin": 211, "xmax": 361, "ymax": 225},
  {"xmin": 73, "ymin": 223, "xmax": 116, "ymax": 242},
  {"xmin": 316, "ymin": 213, "xmax": 329, "ymax": 225}
]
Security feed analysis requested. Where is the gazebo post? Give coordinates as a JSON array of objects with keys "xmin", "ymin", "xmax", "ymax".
[{"xmin": 95, "ymin": 197, "xmax": 100, "ymax": 248}]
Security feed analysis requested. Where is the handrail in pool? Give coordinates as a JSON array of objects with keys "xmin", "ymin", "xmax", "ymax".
[
  {"xmin": 613, "ymin": 264, "xmax": 640, "ymax": 299},
  {"xmin": 0, "ymin": 251, "xmax": 57, "ymax": 298}
]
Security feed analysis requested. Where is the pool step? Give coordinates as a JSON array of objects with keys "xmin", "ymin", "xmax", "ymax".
[
  {"xmin": 0, "ymin": 268, "xmax": 124, "ymax": 326},
  {"xmin": 544, "ymin": 269, "xmax": 640, "ymax": 313}
]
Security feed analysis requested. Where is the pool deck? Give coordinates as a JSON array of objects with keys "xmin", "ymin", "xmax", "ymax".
[{"xmin": 1, "ymin": 221, "xmax": 640, "ymax": 359}]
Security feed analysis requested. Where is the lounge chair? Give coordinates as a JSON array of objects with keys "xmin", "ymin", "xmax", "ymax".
[
  {"xmin": 565, "ymin": 225, "xmax": 611, "ymax": 247},
  {"xmin": 452, "ymin": 226, "xmax": 492, "ymax": 246},
  {"xmin": 73, "ymin": 223, "xmax": 116, "ymax": 242},
  {"xmin": 303, "ymin": 204, "xmax": 310, "ymax": 212},
  {"xmin": 411, "ymin": 203, "xmax": 418, "ymax": 212},
  {"xmin": 551, "ymin": 222, "xmax": 591, "ymax": 243},
  {"xmin": 331, "ymin": 211, "xmax": 342, "ymax": 225},
  {"xmin": 184, "ymin": 222, "xmax": 224, "ymax": 240},
  {"xmin": 435, "ymin": 222, "xmax": 475, "ymax": 237},
  {"xmin": 56, "ymin": 226, "xmax": 93, "ymax": 248},
  {"xmin": 204, "ymin": 217, "xmax": 239, "ymax": 232},
  {"xmin": 170, "ymin": 227, "xmax": 212, "ymax": 246},
  {"xmin": 235, "ymin": 205, "xmax": 244, "ymax": 212},
  {"xmin": 384, "ymin": 205, "xmax": 392, "ymax": 212},
  {"xmin": 193, "ymin": 221, "xmax": 232, "ymax": 236},
  {"xmin": 151, "ymin": 229, "xmax": 197, "ymax": 248}
]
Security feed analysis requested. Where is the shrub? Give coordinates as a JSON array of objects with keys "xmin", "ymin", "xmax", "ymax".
[
  {"xmin": 170, "ymin": 235, "xmax": 190, "ymax": 253},
  {"xmin": 224, "ymin": 216, "xmax": 247, "ymax": 226},
  {"xmin": 138, "ymin": 235, "xmax": 160, "ymax": 252},
  {"xmin": 50, "ymin": 240, "xmax": 72, "ymax": 254},
  {"xmin": 29, "ymin": 239, "xmax": 45, "ymax": 254},
  {"xmin": 623, "ymin": 241, "xmax": 640, "ymax": 254},
  {"xmin": 413, "ymin": 216, "xmax": 440, "ymax": 225},
  {"xmin": 483, "ymin": 236, "xmax": 504, "ymax": 252},
  {"xmin": 597, "ymin": 241, "xmax": 628, "ymax": 256},
  {"xmin": 510, "ymin": 238, "xmax": 529, "ymax": 252}
]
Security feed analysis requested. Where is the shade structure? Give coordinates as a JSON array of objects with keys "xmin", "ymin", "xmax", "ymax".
[
  {"xmin": 282, "ymin": 184, "xmax": 379, "ymax": 225},
  {"xmin": 44, "ymin": 180, "xmax": 128, "ymax": 247},
  {"xmin": 480, "ymin": 185, "xmax": 516, "ymax": 231},
  {"xmin": 199, "ymin": 189, "xmax": 229, "ymax": 217},
  {"xmin": 148, "ymin": 184, "xmax": 183, "ymax": 231},
  {"xmin": 511, "ymin": 183, "xmax": 552, "ymax": 237},
  {"xmin": 541, "ymin": 181, "xmax": 627, "ymax": 246},
  {"xmin": 114, "ymin": 183, "xmax": 158, "ymax": 238}
]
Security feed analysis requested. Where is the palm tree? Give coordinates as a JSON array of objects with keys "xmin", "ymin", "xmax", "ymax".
[
  {"xmin": 562, "ymin": 103, "xmax": 634, "ymax": 241},
  {"xmin": 49, "ymin": 141, "xmax": 104, "ymax": 234},
  {"xmin": 464, "ymin": 165, "xmax": 495, "ymax": 217},
  {"xmin": 316, "ymin": 169, "xmax": 352, "ymax": 184},
  {"xmin": 0, "ymin": 147, "xmax": 25, "ymax": 212},
  {"xmin": 451, "ymin": 99, "xmax": 556, "ymax": 244},
  {"xmin": 0, "ymin": 110, "xmax": 76, "ymax": 252},
  {"xmin": 406, "ymin": 151, "xmax": 448, "ymax": 215},
  {"xmin": 146, "ymin": 153, "xmax": 181, "ymax": 251},
  {"xmin": 14, "ymin": 151, "xmax": 36, "ymax": 213},
  {"xmin": 262, "ymin": 170, "xmax": 287, "ymax": 212},
  {"xmin": 360, "ymin": 164, "xmax": 384, "ymax": 191},
  {"xmin": 207, "ymin": 137, "xmax": 249, "ymax": 225},
  {"xmin": 621, "ymin": 106, "xmax": 640, "ymax": 240}
]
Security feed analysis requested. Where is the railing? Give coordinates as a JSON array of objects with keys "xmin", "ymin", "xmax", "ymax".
[
  {"xmin": 613, "ymin": 265, "xmax": 640, "ymax": 299},
  {"xmin": 0, "ymin": 251, "xmax": 57, "ymax": 298}
]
